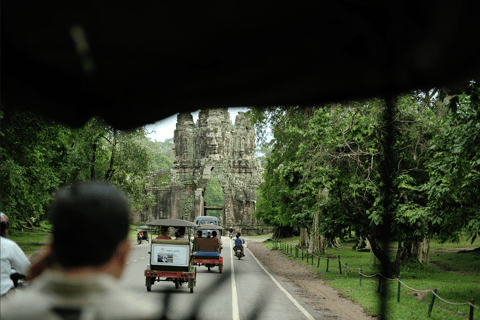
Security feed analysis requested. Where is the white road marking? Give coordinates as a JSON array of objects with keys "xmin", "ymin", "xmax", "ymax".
[
  {"xmin": 133, "ymin": 260, "xmax": 137, "ymax": 262},
  {"xmin": 140, "ymin": 257, "xmax": 145, "ymax": 259},
  {"xmin": 247, "ymin": 247, "xmax": 315, "ymax": 320},
  {"xmin": 231, "ymin": 239, "xmax": 240, "ymax": 320}
]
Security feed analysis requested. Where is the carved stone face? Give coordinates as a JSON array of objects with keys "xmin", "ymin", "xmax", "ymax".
[{"xmin": 206, "ymin": 130, "xmax": 221, "ymax": 155}]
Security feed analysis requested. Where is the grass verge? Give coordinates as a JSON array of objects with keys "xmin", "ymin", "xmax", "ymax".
[
  {"xmin": 8, "ymin": 222, "xmax": 52, "ymax": 257},
  {"xmin": 265, "ymin": 239, "xmax": 479, "ymax": 320}
]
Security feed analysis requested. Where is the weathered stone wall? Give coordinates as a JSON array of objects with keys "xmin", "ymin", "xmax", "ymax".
[{"xmin": 140, "ymin": 108, "xmax": 266, "ymax": 233}]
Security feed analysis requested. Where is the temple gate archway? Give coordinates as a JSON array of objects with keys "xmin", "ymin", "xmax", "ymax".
[{"xmin": 143, "ymin": 108, "xmax": 269, "ymax": 234}]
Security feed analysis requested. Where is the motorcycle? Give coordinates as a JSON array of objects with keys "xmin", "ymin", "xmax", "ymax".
[
  {"xmin": 10, "ymin": 268, "xmax": 26, "ymax": 289},
  {"xmin": 137, "ymin": 232, "xmax": 143, "ymax": 245},
  {"xmin": 229, "ymin": 232, "xmax": 233, "ymax": 239},
  {"xmin": 234, "ymin": 246, "xmax": 243, "ymax": 260}
]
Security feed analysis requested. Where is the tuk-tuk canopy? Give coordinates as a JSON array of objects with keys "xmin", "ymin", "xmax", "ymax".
[
  {"xmin": 196, "ymin": 224, "xmax": 224, "ymax": 230},
  {"xmin": 146, "ymin": 218, "xmax": 196, "ymax": 228}
]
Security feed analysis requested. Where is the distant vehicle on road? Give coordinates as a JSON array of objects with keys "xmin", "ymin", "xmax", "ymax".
[
  {"xmin": 194, "ymin": 216, "xmax": 219, "ymax": 226},
  {"xmin": 194, "ymin": 216, "xmax": 221, "ymax": 238}
]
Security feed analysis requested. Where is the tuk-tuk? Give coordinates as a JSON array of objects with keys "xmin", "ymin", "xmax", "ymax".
[
  {"xmin": 144, "ymin": 218, "xmax": 197, "ymax": 293},
  {"xmin": 136, "ymin": 226, "xmax": 150, "ymax": 245},
  {"xmin": 193, "ymin": 224, "xmax": 224, "ymax": 273}
]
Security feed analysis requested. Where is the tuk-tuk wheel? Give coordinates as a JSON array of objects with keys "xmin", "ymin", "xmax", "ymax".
[
  {"xmin": 219, "ymin": 266, "xmax": 223, "ymax": 273},
  {"xmin": 147, "ymin": 285, "xmax": 151, "ymax": 292},
  {"xmin": 207, "ymin": 266, "xmax": 211, "ymax": 271},
  {"xmin": 188, "ymin": 279, "xmax": 194, "ymax": 293},
  {"xmin": 174, "ymin": 279, "xmax": 179, "ymax": 289},
  {"xmin": 137, "ymin": 239, "xmax": 141, "ymax": 245}
]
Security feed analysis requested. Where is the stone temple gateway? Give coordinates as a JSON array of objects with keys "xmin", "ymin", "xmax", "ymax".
[{"xmin": 141, "ymin": 108, "xmax": 270, "ymax": 235}]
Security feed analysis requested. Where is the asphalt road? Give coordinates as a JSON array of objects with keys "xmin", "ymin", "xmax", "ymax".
[{"xmin": 120, "ymin": 237, "xmax": 321, "ymax": 320}]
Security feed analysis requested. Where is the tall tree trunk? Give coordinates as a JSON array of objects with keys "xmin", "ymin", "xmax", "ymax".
[
  {"xmin": 308, "ymin": 211, "xmax": 324, "ymax": 254},
  {"xmin": 367, "ymin": 235, "xmax": 397, "ymax": 277},
  {"xmin": 298, "ymin": 228, "xmax": 309, "ymax": 248},
  {"xmin": 105, "ymin": 130, "xmax": 117, "ymax": 181},
  {"xmin": 90, "ymin": 142, "xmax": 97, "ymax": 180},
  {"xmin": 396, "ymin": 235, "xmax": 430, "ymax": 264},
  {"xmin": 309, "ymin": 187, "xmax": 329, "ymax": 254},
  {"xmin": 415, "ymin": 236, "xmax": 430, "ymax": 264}
]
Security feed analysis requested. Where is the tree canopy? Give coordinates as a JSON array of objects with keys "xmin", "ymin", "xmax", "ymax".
[
  {"xmin": 248, "ymin": 82, "xmax": 479, "ymax": 275},
  {"xmin": 0, "ymin": 106, "xmax": 163, "ymax": 227}
]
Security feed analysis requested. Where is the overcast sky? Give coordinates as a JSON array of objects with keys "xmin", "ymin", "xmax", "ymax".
[{"xmin": 144, "ymin": 107, "xmax": 250, "ymax": 142}]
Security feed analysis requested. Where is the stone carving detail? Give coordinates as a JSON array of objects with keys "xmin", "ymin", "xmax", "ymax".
[{"xmin": 142, "ymin": 108, "xmax": 265, "ymax": 232}]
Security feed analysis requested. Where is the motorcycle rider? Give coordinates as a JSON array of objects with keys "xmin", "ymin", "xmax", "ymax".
[
  {"xmin": 228, "ymin": 227, "xmax": 234, "ymax": 238},
  {"xmin": 233, "ymin": 233, "xmax": 245, "ymax": 257},
  {"xmin": 0, "ymin": 212, "xmax": 31, "ymax": 298}
]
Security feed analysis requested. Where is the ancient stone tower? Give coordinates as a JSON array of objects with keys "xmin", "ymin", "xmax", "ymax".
[{"xmin": 142, "ymin": 108, "xmax": 267, "ymax": 234}]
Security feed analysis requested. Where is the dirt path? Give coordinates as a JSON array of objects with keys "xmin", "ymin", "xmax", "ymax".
[{"xmin": 247, "ymin": 241, "xmax": 374, "ymax": 320}]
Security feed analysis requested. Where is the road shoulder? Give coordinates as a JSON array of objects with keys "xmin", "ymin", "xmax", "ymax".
[{"xmin": 248, "ymin": 242, "xmax": 374, "ymax": 320}]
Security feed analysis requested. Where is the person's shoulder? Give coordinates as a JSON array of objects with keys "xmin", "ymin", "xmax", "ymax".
[
  {"xmin": 0, "ymin": 237, "xmax": 21, "ymax": 250},
  {"xmin": 1, "ymin": 237, "xmax": 16, "ymax": 245},
  {"xmin": 0, "ymin": 286, "xmax": 50, "ymax": 319},
  {"xmin": 104, "ymin": 286, "xmax": 161, "ymax": 319}
]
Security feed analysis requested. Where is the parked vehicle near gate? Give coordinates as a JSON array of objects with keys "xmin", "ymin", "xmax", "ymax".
[
  {"xmin": 136, "ymin": 226, "xmax": 150, "ymax": 245},
  {"xmin": 194, "ymin": 216, "xmax": 222, "ymax": 238},
  {"xmin": 144, "ymin": 219, "xmax": 197, "ymax": 293}
]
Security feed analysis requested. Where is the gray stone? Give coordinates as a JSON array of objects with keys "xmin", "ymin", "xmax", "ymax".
[{"xmin": 138, "ymin": 108, "xmax": 270, "ymax": 234}]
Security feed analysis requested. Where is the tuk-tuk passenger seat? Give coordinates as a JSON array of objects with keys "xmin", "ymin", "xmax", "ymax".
[{"xmin": 194, "ymin": 238, "xmax": 220, "ymax": 252}]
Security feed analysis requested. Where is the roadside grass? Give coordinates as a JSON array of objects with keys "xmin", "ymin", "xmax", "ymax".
[
  {"xmin": 264, "ymin": 239, "xmax": 480, "ymax": 320},
  {"xmin": 430, "ymin": 235, "xmax": 479, "ymax": 250},
  {"xmin": 245, "ymin": 233, "xmax": 273, "ymax": 239},
  {"xmin": 430, "ymin": 250, "xmax": 480, "ymax": 275},
  {"xmin": 8, "ymin": 222, "xmax": 52, "ymax": 256}
]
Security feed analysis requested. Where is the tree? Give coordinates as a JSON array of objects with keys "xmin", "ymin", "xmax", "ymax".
[
  {"xmin": 0, "ymin": 106, "xmax": 66, "ymax": 226},
  {"xmin": 204, "ymin": 178, "xmax": 224, "ymax": 223},
  {"xmin": 0, "ymin": 107, "xmax": 157, "ymax": 226},
  {"xmin": 423, "ymin": 82, "xmax": 480, "ymax": 244},
  {"xmin": 249, "ymin": 94, "xmax": 449, "ymax": 276},
  {"xmin": 249, "ymin": 107, "xmax": 318, "ymax": 241}
]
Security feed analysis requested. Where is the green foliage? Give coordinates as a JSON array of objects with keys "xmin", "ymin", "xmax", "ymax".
[
  {"xmin": 423, "ymin": 83, "xmax": 480, "ymax": 243},
  {"xmin": 204, "ymin": 178, "xmax": 224, "ymax": 222},
  {"xmin": 0, "ymin": 106, "xmax": 158, "ymax": 225},
  {"xmin": 137, "ymin": 137, "xmax": 174, "ymax": 171},
  {"xmin": 0, "ymin": 107, "xmax": 65, "ymax": 222},
  {"xmin": 250, "ymin": 87, "xmax": 480, "ymax": 274}
]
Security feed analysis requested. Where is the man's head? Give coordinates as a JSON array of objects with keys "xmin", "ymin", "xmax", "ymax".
[
  {"xmin": 178, "ymin": 227, "xmax": 185, "ymax": 237},
  {"xmin": 197, "ymin": 230, "xmax": 202, "ymax": 237},
  {"xmin": 212, "ymin": 231, "xmax": 217, "ymax": 238},
  {"xmin": 207, "ymin": 232, "xmax": 212, "ymax": 238},
  {"xmin": 1, "ymin": 212, "xmax": 9, "ymax": 237},
  {"xmin": 50, "ymin": 182, "xmax": 130, "ymax": 269},
  {"xmin": 236, "ymin": 233, "xmax": 240, "ymax": 239},
  {"xmin": 161, "ymin": 226, "xmax": 169, "ymax": 235}
]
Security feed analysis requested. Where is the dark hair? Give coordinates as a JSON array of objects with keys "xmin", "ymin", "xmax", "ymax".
[
  {"xmin": 50, "ymin": 182, "xmax": 130, "ymax": 268},
  {"xmin": 197, "ymin": 230, "xmax": 202, "ymax": 236},
  {"xmin": 0, "ymin": 224, "xmax": 7, "ymax": 237},
  {"xmin": 0, "ymin": 212, "xmax": 8, "ymax": 237},
  {"xmin": 178, "ymin": 227, "xmax": 185, "ymax": 236},
  {"xmin": 212, "ymin": 231, "xmax": 217, "ymax": 237},
  {"xmin": 236, "ymin": 233, "xmax": 240, "ymax": 238}
]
